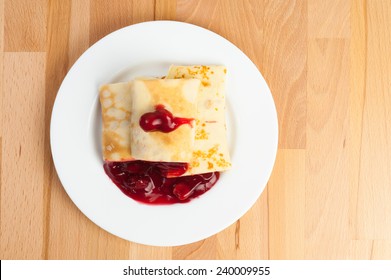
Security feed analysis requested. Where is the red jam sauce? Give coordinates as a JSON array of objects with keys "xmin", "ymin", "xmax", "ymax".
[
  {"xmin": 139, "ymin": 105, "xmax": 194, "ymax": 133},
  {"xmin": 104, "ymin": 161, "xmax": 219, "ymax": 204}
]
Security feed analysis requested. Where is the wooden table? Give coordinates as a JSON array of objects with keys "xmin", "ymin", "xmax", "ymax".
[{"xmin": 1, "ymin": 0, "xmax": 391, "ymax": 260}]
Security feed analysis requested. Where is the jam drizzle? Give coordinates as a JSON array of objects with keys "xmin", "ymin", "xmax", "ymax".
[
  {"xmin": 139, "ymin": 105, "xmax": 194, "ymax": 133},
  {"xmin": 104, "ymin": 161, "xmax": 219, "ymax": 204}
]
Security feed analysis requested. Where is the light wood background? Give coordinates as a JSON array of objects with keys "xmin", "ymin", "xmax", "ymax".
[{"xmin": 1, "ymin": 0, "xmax": 391, "ymax": 260}]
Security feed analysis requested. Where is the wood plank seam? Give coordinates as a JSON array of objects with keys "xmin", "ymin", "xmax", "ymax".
[
  {"xmin": 43, "ymin": 0, "xmax": 72, "ymax": 259},
  {"xmin": 0, "ymin": 137, "xmax": 2, "ymax": 219},
  {"xmin": 354, "ymin": 0, "xmax": 368, "ymax": 240}
]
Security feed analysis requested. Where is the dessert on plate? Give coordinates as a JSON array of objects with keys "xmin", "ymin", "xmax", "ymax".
[{"xmin": 99, "ymin": 65, "xmax": 231, "ymax": 204}]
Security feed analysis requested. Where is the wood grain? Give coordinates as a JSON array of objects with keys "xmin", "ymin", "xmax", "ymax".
[
  {"xmin": 0, "ymin": 0, "xmax": 3, "ymax": 234},
  {"xmin": 129, "ymin": 243, "xmax": 172, "ymax": 260},
  {"xmin": 4, "ymin": 0, "xmax": 46, "ymax": 51},
  {"xmin": 308, "ymin": 0, "xmax": 350, "ymax": 38},
  {"xmin": 351, "ymin": 0, "xmax": 391, "ymax": 240},
  {"xmin": 216, "ymin": 193, "xmax": 269, "ymax": 259},
  {"xmin": 173, "ymin": 236, "xmax": 218, "ymax": 260},
  {"xmin": 0, "ymin": 0, "xmax": 3, "ymax": 52},
  {"xmin": 89, "ymin": 0, "xmax": 155, "ymax": 45},
  {"xmin": 0, "ymin": 0, "xmax": 3, "ymax": 137},
  {"xmin": 350, "ymin": 240, "xmax": 391, "ymax": 260},
  {"xmin": 68, "ymin": 0, "xmax": 90, "ymax": 64},
  {"xmin": 306, "ymin": 39, "xmax": 350, "ymax": 259},
  {"xmin": 260, "ymin": 0, "xmax": 307, "ymax": 149},
  {"xmin": 349, "ymin": 0, "xmax": 367, "ymax": 242},
  {"xmin": 1, "ymin": 0, "xmax": 391, "ymax": 260},
  {"xmin": 268, "ymin": 149, "xmax": 305, "ymax": 259},
  {"xmin": 155, "ymin": 0, "xmax": 177, "ymax": 20},
  {"xmin": 44, "ymin": 0, "xmax": 72, "ymax": 259},
  {"xmin": 1, "ymin": 53, "xmax": 46, "ymax": 259}
]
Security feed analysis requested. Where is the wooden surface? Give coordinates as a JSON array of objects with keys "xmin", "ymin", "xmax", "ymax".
[{"xmin": 1, "ymin": 0, "xmax": 391, "ymax": 260}]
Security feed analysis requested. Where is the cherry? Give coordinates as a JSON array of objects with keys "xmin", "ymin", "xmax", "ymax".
[
  {"xmin": 125, "ymin": 162, "xmax": 144, "ymax": 173},
  {"xmin": 139, "ymin": 105, "xmax": 193, "ymax": 133},
  {"xmin": 103, "ymin": 160, "xmax": 219, "ymax": 204},
  {"xmin": 155, "ymin": 162, "xmax": 188, "ymax": 177}
]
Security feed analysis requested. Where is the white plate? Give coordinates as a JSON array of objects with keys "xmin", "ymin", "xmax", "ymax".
[{"xmin": 51, "ymin": 21, "xmax": 278, "ymax": 246}]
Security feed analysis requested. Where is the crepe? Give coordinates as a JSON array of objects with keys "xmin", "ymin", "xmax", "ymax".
[
  {"xmin": 129, "ymin": 79, "xmax": 200, "ymax": 163},
  {"xmin": 99, "ymin": 82, "xmax": 134, "ymax": 161},
  {"xmin": 167, "ymin": 65, "xmax": 232, "ymax": 175}
]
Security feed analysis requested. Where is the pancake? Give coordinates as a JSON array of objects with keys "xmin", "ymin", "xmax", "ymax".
[
  {"xmin": 167, "ymin": 65, "xmax": 232, "ymax": 175},
  {"xmin": 99, "ymin": 82, "xmax": 134, "ymax": 162},
  {"xmin": 129, "ymin": 78, "xmax": 200, "ymax": 163}
]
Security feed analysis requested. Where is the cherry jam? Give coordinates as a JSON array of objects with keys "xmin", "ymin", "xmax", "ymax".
[
  {"xmin": 104, "ymin": 161, "xmax": 219, "ymax": 204},
  {"xmin": 139, "ymin": 105, "xmax": 194, "ymax": 133}
]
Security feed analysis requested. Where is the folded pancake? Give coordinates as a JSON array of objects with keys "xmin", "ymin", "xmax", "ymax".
[
  {"xmin": 130, "ymin": 79, "xmax": 200, "ymax": 163},
  {"xmin": 167, "ymin": 65, "xmax": 232, "ymax": 175},
  {"xmin": 99, "ymin": 82, "xmax": 134, "ymax": 162}
]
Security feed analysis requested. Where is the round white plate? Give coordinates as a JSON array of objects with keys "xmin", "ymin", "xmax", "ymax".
[{"xmin": 51, "ymin": 21, "xmax": 278, "ymax": 246}]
